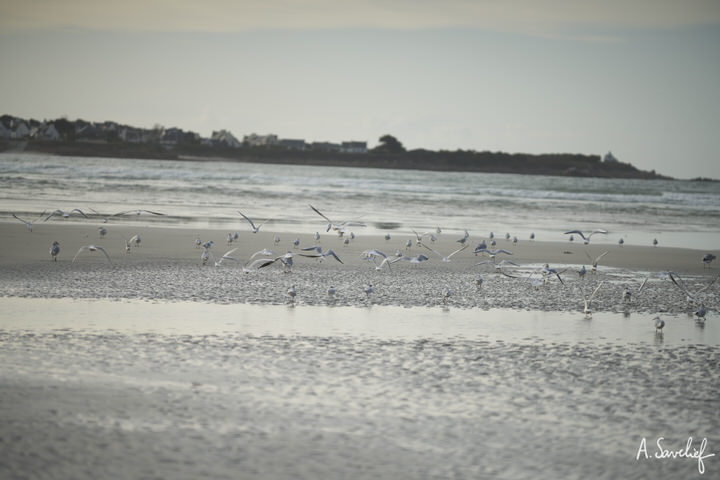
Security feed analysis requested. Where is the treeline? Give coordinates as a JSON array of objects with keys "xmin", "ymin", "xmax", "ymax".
[
  {"xmin": 0, "ymin": 113, "xmax": 667, "ymax": 179},
  {"xmin": 2, "ymin": 137, "xmax": 668, "ymax": 179}
]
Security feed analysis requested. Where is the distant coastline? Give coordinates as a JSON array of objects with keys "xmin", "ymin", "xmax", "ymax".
[
  {"xmin": 1, "ymin": 139, "xmax": 672, "ymax": 180},
  {"xmin": 0, "ymin": 113, "xmax": 671, "ymax": 179}
]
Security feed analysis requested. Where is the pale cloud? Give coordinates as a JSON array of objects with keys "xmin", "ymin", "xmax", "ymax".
[{"xmin": 2, "ymin": 0, "xmax": 719, "ymax": 35}]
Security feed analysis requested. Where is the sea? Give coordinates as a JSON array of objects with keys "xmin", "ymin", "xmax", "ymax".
[
  {"xmin": 1, "ymin": 152, "xmax": 719, "ymax": 249},
  {"xmin": 1, "ymin": 152, "xmax": 719, "ymax": 479}
]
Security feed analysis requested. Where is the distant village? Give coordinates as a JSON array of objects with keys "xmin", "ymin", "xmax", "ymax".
[
  {"xmin": 0, "ymin": 114, "xmax": 368, "ymax": 153},
  {"xmin": 0, "ymin": 113, "xmax": 659, "ymax": 179}
]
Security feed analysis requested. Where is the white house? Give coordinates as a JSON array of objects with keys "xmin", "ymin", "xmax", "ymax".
[
  {"xmin": 243, "ymin": 133, "xmax": 278, "ymax": 147},
  {"xmin": 340, "ymin": 141, "xmax": 367, "ymax": 153},
  {"xmin": 43, "ymin": 124, "xmax": 60, "ymax": 140},
  {"xmin": 12, "ymin": 121, "xmax": 30, "ymax": 139},
  {"xmin": 212, "ymin": 130, "xmax": 242, "ymax": 148}
]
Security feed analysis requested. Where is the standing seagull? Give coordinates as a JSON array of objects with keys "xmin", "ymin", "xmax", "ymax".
[
  {"xmin": 287, "ymin": 285, "xmax": 297, "ymax": 303},
  {"xmin": 622, "ymin": 276, "xmax": 649, "ymax": 303},
  {"xmin": 456, "ymin": 230, "xmax": 470, "ymax": 245},
  {"xmin": 564, "ymin": 229, "xmax": 608, "ymax": 245},
  {"xmin": 72, "ymin": 245, "xmax": 112, "ymax": 264},
  {"xmin": 237, "ymin": 210, "xmax": 271, "ymax": 234},
  {"xmin": 653, "ymin": 316, "xmax": 665, "ymax": 332},
  {"xmin": 50, "ymin": 241, "xmax": 60, "ymax": 262},
  {"xmin": 442, "ymin": 287, "xmax": 452, "ymax": 305},
  {"xmin": 702, "ymin": 253, "xmax": 716, "ymax": 268}
]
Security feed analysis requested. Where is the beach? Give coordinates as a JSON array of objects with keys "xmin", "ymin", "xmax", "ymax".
[
  {"xmin": 0, "ymin": 221, "xmax": 714, "ymax": 312},
  {"xmin": 1, "ymin": 220, "xmax": 719, "ymax": 479}
]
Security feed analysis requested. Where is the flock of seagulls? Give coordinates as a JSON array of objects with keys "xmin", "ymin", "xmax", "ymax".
[{"xmin": 8, "ymin": 204, "xmax": 718, "ymax": 333}]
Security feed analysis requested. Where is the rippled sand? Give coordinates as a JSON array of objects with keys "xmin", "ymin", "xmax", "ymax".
[
  {"xmin": 1, "ymin": 313, "xmax": 718, "ymax": 480},
  {"xmin": 1, "ymin": 223, "xmax": 718, "ymax": 479}
]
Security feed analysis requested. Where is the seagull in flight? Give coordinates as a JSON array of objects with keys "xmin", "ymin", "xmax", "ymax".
[
  {"xmin": 299, "ymin": 247, "xmax": 344, "ymax": 264},
  {"xmin": 112, "ymin": 209, "xmax": 165, "ymax": 217},
  {"xmin": 667, "ymin": 272, "xmax": 719, "ymax": 304},
  {"xmin": 533, "ymin": 263, "xmax": 567, "ymax": 285},
  {"xmin": 476, "ymin": 259, "xmax": 520, "ymax": 277},
  {"xmin": 564, "ymin": 229, "xmax": 608, "ymax": 245},
  {"xmin": 119, "ymin": 233, "xmax": 141, "ymax": 253},
  {"xmin": 11, "ymin": 211, "xmax": 46, "ymax": 232},
  {"xmin": 245, "ymin": 252, "xmax": 294, "ymax": 273},
  {"xmin": 392, "ymin": 254, "xmax": 430, "ymax": 265},
  {"xmin": 43, "ymin": 208, "xmax": 89, "ymax": 221},
  {"xmin": 72, "ymin": 245, "xmax": 112, "ymax": 264},
  {"xmin": 422, "ymin": 243, "xmax": 468, "ymax": 262},
  {"xmin": 411, "ymin": 229, "xmax": 436, "ymax": 246},
  {"xmin": 361, "ymin": 249, "xmax": 391, "ymax": 271},
  {"xmin": 205, "ymin": 247, "xmax": 239, "ymax": 267},
  {"xmin": 476, "ymin": 248, "xmax": 513, "ymax": 260},
  {"xmin": 309, "ymin": 204, "xmax": 365, "ymax": 233},
  {"xmin": 237, "ymin": 210, "xmax": 271, "ymax": 234},
  {"xmin": 585, "ymin": 251, "xmax": 609, "ymax": 274},
  {"xmin": 580, "ymin": 281, "xmax": 604, "ymax": 316}
]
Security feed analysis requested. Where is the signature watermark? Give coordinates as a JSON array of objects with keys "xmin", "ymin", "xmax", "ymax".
[{"xmin": 636, "ymin": 437, "xmax": 715, "ymax": 474}]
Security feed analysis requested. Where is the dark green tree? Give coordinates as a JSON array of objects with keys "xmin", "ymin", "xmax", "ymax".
[{"xmin": 372, "ymin": 134, "xmax": 406, "ymax": 154}]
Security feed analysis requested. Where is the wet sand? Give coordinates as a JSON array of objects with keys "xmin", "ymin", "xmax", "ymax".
[
  {"xmin": 1, "ymin": 221, "xmax": 719, "ymax": 479},
  {"xmin": 0, "ymin": 222, "xmax": 717, "ymax": 313}
]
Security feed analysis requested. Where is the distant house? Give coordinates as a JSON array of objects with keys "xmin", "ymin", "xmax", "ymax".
[
  {"xmin": 12, "ymin": 121, "xmax": 30, "ymax": 139},
  {"xmin": 0, "ymin": 121, "xmax": 11, "ymax": 139},
  {"xmin": 161, "ymin": 127, "xmax": 185, "ymax": 146},
  {"xmin": 603, "ymin": 151, "xmax": 619, "ymax": 163},
  {"xmin": 119, "ymin": 127, "xmax": 143, "ymax": 143},
  {"xmin": 43, "ymin": 124, "xmax": 61, "ymax": 141},
  {"xmin": 75, "ymin": 123, "xmax": 106, "ymax": 143},
  {"xmin": 30, "ymin": 123, "xmax": 60, "ymax": 141},
  {"xmin": 212, "ymin": 130, "xmax": 242, "ymax": 148},
  {"xmin": 340, "ymin": 141, "xmax": 367, "ymax": 154},
  {"xmin": 278, "ymin": 139, "xmax": 307, "ymax": 151},
  {"xmin": 243, "ymin": 133, "xmax": 278, "ymax": 147},
  {"xmin": 311, "ymin": 142, "xmax": 341, "ymax": 152}
]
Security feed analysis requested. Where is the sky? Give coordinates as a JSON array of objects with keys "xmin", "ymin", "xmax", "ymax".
[{"xmin": 1, "ymin": 0, "xmax": 719, "ymax": 179}]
